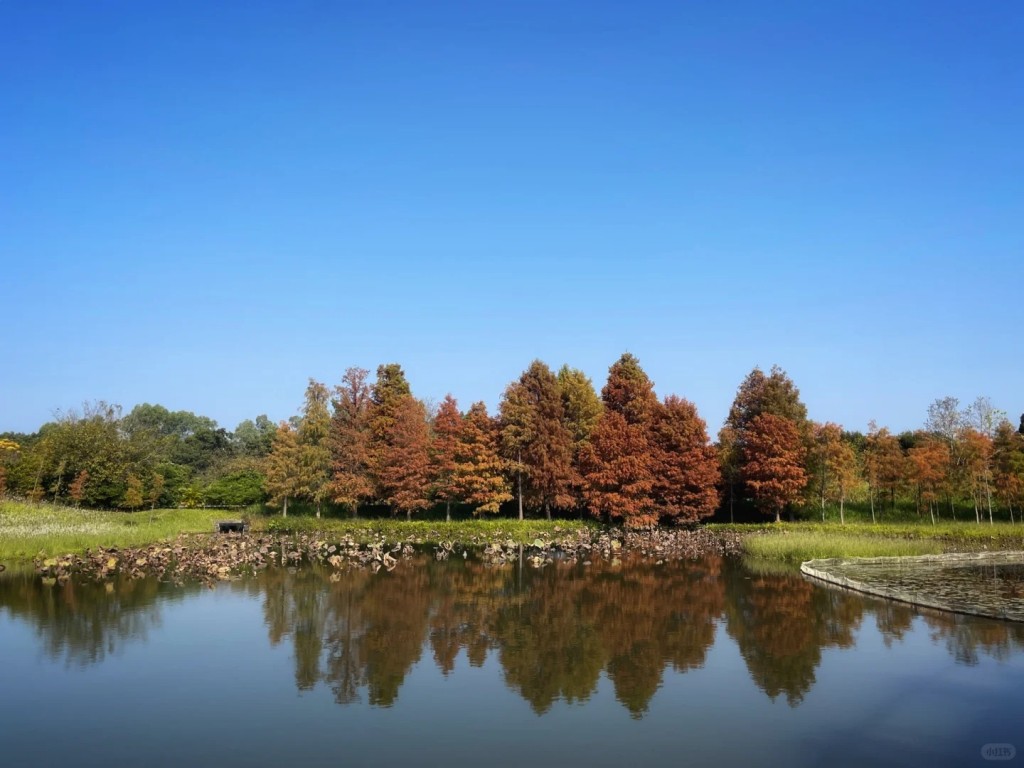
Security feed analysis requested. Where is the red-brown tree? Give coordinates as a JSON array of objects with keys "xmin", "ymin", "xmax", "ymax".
[
  {"xmin": 377, "ymin": 396, "xmax": 432, "ymax": 520},
  {"xmin": 330, "ymin": 367, "xmax": 374, "ymax": 517},
  {"xmin": 582, "ymin": 410, "xmax": 658, "ymax": 528},
  {"xmin": 744, "ymin": 413, "xmax": 807, "ymax": 523},
  {"xmin": 431, "ymin": 394, "xmax": 464, "ymax": 522},
  {"xmin": 651, "ymin": 395, "xmax": 720, "ymax": 524},
  {"xmin": 457, "ymin": 402, "xmax": 512, "ymax": 515}
]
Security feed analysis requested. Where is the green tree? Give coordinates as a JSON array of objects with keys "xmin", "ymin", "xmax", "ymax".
[
  {"xmin": 233, "ymin": 415, "xmax": 275, "ymax": 457},
  {"xmin": 298, "ymin": 379, "xmax": 333, "ymax": 518},
  {"xmin": 265, "ymin": 422, "xmax": 303, "ymax": 517}
]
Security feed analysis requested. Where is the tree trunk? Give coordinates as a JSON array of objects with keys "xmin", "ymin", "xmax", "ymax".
[
  {"xmin": 445, "ymin": 500, "xmax": 451, "ymax": 523},
  {"xmin": 545, "ymin": 502, "xmax": 551, "ymax": 521},
  {"xmin": 774, "ymin": 508, "xmax": 781, "ymax": 524},
  {"xmin": 986, "ymin": 480, "xmax": 994, "ymax": 525},
  {"xmin": 283, "ymin": 496, "xmax": 288, "ymax": 518},
  {"xmin": 839, "ymin": 493, "xmax": 845, "ymax": 525},
  {"xmin": 406, "ymin": 508, "xmax": 411, "ymax": 522},
  {"xmin": 929, "ymin": 502, "xmax": 935, "ymax": 526},
  {"xmin": 729, "ymin": 480, "xmax": 734, "ymax": 524},
  {"xmin": 316, "ymin": 501, "xmax": 321, "ymax": 519},
  {"xmin": 974, "ymin": 492, "xmax": 980, "ymax": 524},
  {"xmin": 517, "ymin": 451, "xmax": 524, "ymax": 521},
  {"xmin": 869, "ymin": 488, "xmax": 876, "ymax": 524}
]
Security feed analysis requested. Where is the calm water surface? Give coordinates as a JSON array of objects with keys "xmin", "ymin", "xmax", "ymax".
[{"xmin": 1, "ymin": 555, "xmax": 1022, "ymax": 767}]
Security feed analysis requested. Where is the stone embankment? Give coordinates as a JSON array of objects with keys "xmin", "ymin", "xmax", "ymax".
[{"xmin": 33, "ymin": 526, "xmax": 745, "ymax": 585}]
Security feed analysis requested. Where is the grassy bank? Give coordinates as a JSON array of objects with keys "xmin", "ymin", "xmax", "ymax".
[
  {"xmin": 708, "ymin": 521, "xmax": 1024, "ymax": 565},
  {"xmin": 6, "ymin": 500, "xmax": 1022, "ymax": 568},
  {"xmin": 261, "ymin": 515, "xmax": 601, "ymax": 545},
  {"xmin": 0, "ymin": 501, "xmax": 229, "ymax": 561},
  {"xmin": 0, "ymin": 500, "xmax": 603, "ymax": 563}
]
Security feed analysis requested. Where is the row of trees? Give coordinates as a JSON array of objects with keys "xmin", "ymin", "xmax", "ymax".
[
  {"xmin": 0, "ymin": 403, "xmax": 275, "ymax": 509},
  {"xmin": 3, "ymin": 356, "xmax": 1021, "ymax": 525},
  {"xmin": 262, "ymin": 355, "xmax": 721, "ymax": 527}
]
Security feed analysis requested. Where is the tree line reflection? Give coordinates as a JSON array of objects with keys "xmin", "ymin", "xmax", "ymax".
[{"xmin": 2, "ymin": 556, "xmax": 1023, "ymax": 714}]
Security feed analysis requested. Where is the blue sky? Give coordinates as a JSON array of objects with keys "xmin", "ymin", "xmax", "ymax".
[{"xmin": 2, "ymin": 1, "xmax": 1022, "ymax": 435}]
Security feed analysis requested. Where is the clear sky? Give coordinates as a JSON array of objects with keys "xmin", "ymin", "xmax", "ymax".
[{"xmin": 2, "ymin": 1, "xmax": 1022, "ymax": 436}]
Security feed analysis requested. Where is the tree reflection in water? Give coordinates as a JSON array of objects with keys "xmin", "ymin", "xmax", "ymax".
[{"xmin": 3, "ymin": 554, "xmax": 1024, "ymax": 715}]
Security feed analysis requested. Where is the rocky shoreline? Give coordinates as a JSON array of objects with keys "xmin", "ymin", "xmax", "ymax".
[{"xmin": 33, "ymin": 526, "xmax": 745, "ymax": 585}]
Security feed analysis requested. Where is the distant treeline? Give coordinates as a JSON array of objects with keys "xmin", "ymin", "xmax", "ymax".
[{"xmin": 2, "ymin": 355, "xmax": 1022, "ymax": 526}]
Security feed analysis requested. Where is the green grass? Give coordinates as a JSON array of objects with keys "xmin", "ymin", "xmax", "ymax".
[
  {"xmin": 259, "ymin": 515, "xmax": 601, "ymax": 545},
  {"xmin": 0, "ymin": 500, "xmax": 603, "ymax": 563},
  {"xmin": 708, "ymin": 520, "xmax": 1024, "ymax": 565},
  {"xmin": 0, "ymin": 500, "xmax": 227, "ymax": 561},
  {"xmin": 741, "ymin": 531, "xmax": 944, "ymax": 563}
]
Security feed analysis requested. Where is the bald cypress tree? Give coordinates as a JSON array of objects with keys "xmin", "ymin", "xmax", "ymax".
[{"xmin": 499, "ymin": 361, "xmax": 574, "ymax": 519}]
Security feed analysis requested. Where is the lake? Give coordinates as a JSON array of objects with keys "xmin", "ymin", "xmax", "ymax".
[{"xmin": 1, "ymin": 554, "xmax": 1022, "ymax": 767}]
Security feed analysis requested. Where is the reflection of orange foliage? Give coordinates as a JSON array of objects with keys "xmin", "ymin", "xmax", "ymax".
[
  {"xmin": 9, "ymin": 554, "xmax": 1024, "ymax": 717},
  {"xmin": 724, "ymin": 565, "xmax": 862, "ymax": 706}
]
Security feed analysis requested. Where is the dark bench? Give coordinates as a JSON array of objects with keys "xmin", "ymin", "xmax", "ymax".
[{"xmin": 215, "ymin": 520, "xmax": 249, "ymax": 534}]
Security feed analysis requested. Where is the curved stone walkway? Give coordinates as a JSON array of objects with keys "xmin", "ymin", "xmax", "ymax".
[{"xmin": 801, "ymin": 551, "xmax": 1024, "ymax": 622}]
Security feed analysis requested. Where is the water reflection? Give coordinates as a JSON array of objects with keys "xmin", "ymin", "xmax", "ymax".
[
  {"xmin": 0, "ymin": 572, "xmax": 178, "ymax": 666},
  {"xmin": 3, "ymin": 555, "xmax": 1024, "ymax": 715}
]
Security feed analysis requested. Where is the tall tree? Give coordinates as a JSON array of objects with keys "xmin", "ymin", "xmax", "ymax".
[
  {"xmin": 965, "ymin": 396, "xmax": 1006, "ymax": 439},
  {"xmin": 557, "ymin": 365, "xmax": 603, "ymax": 445},
  {"xmin": 808, "ymin": 423, "xmax": 858, "ymax": 524},
  {"xmin": 582, "ymin": 354, "xmax": 668, "ymax": 527},
  {"xmin": 431, "ymin": 394, "xmax": 463, "ymax": 522},
  {"xmin": 908, "ymin": 434, "xmax": 949, "ymax": 524},
  {"xmin": 265, "ymin": 422, "xmax": 303, "ymax": 517},
  {"xmin": 743, "ymin": 414, "xmax": 807, "ymax": 523},
  {"xmin": 601, "ymin": 353, "xmax": 659, "ymax": 427},
  {"xmin": 993, "ymin": 420, "xmax": 1024, "ymax": 523},
  {"xmin": 723, "ymin": 365, "xmax": 809, "ymax": 436},
  {"xmin": 864, "ymin": 423, "xmax": 903, "ymax": 523},
  {"xmin": 299, "ymin": 379, "xmax": 333, "ymax": 518},
  {"xmin": 498, "ymin": 361, "xmax": 574, "ymax": 519},
  {"xmin": 458, "ymin": 402, "xmax": 512, "ymax": 515},
  {"xmin": 960, "ymin": 428, "xmax": 995, "ymax": 524},
  {"xmin": 329, "ymin": 367, "xmax": 374, "ymax": 517},
  {"xmin": 582, "ymin": 410, "xmax": 658, "ymax": 528},
  {"xmin": 557, "ymin": 365, "xmax": 603, "ymax": 510},
  {"xmin": 368, "ymin": 363, "xmax": 413, "ymax": 501},
  {"xmin": 720, "ymin": 365, "xmax": 809, "ymax": 516},
  {"xmin": 377, "ymin": 396, "xmax": 432, "ymax": 520},
  {"xmin": 651, "ymin": 395, "xmax": 721, "ymax": 524}
]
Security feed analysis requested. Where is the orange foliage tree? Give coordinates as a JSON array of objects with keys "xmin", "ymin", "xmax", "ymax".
[
  {"xmin": 431, "ymin": 394, "xmax": 464, "ymax": 522},
  {"xmin": 651, "ymin": 395, "xmax": 720, "ymax": 524},
  {"xmin": 582, "ymin": 354, "xmax": 660, "ymax": 528},
  {"xmin": 907, "ymin": 434, "xmax": 949, "ymax": 524},
  {"xmin": 743, "ymin": 414, "xmax": 807, "ymax": 522},
  {"xmin": 377, "ymin": 396, "xmax": 432, "ymax": 520},
  {"xmin": 457, "ymin": 402, "xmax": 512, "ymax": 515},
  {"xmin": 330, "ymin": 367, "xmax": 374, "ymax": 517}
]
